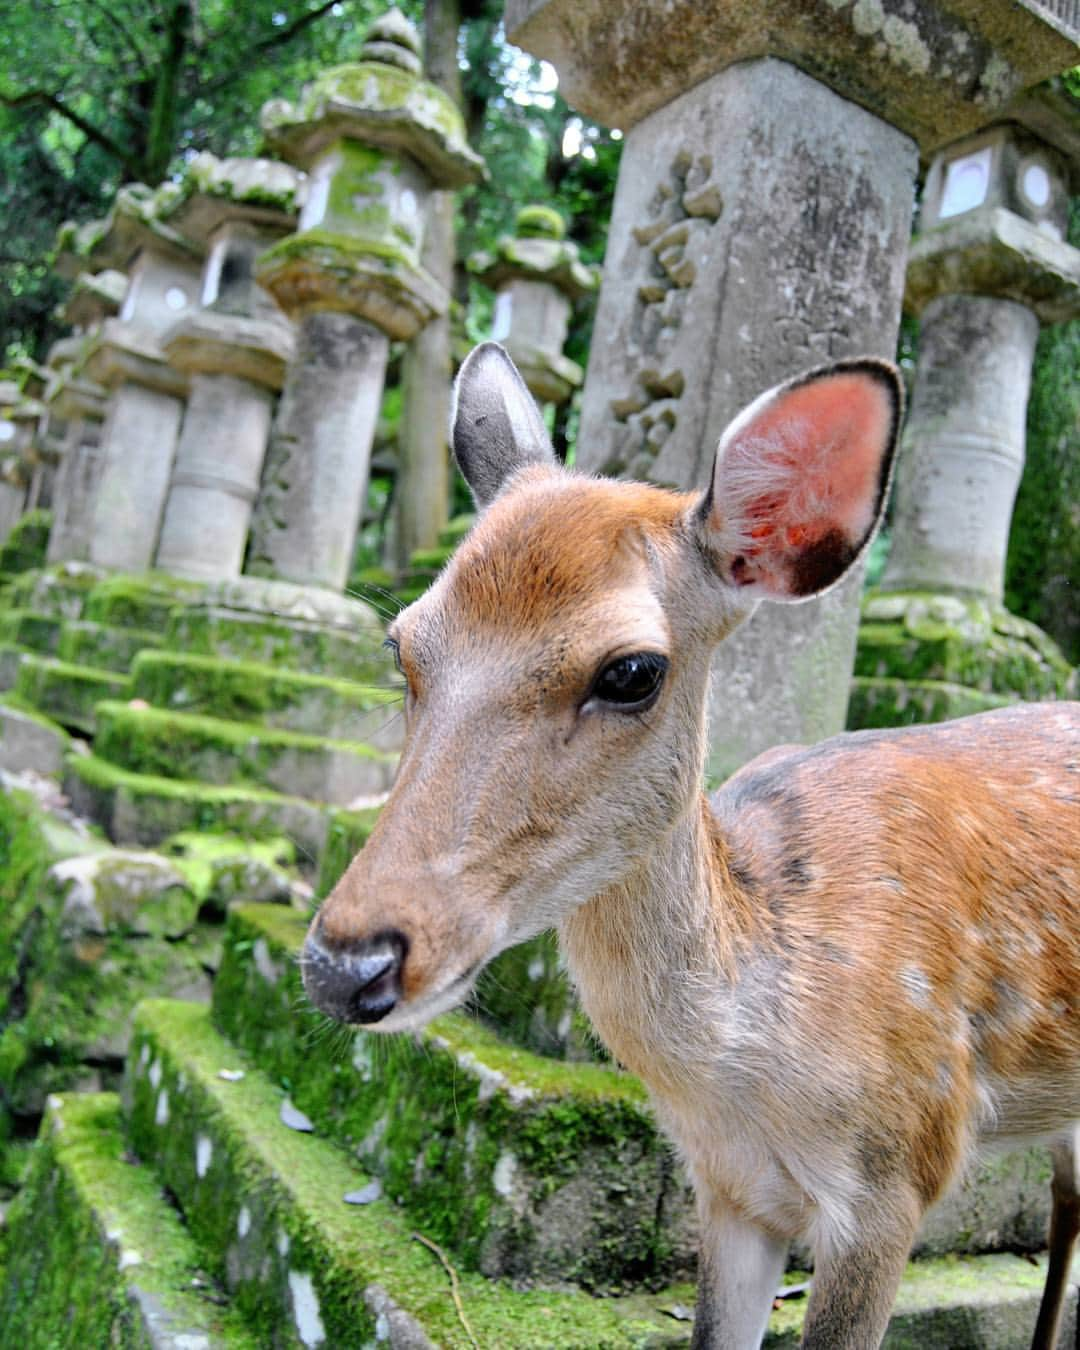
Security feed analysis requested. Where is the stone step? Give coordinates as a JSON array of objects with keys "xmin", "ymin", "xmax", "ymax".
[
  {"xmin": 14, "ymin": 653, "xmax": 130, "ymax": 733},
  {"xmin": 126, "ymin": 998, "xmax": 696, "ymax": 1348},
  {"xmin": 213, "ymin": 903, "xmax": 694, "ymax": 1290},
  {"xmin": 0, "ymin": 642, "xmax": 28, "ymax": 691},
  {"xmin": 127, "ymin": 1000, "xmax": 1077, "ymax": 1349},
  {"xmin": 847, "ymin": 676, "xmax": 1012, "ymax": 730},
  {"xmin": 58, "ymin": 618, "xmax": 167, "ymax": 673},
  {"xmin": 0, "ymin": 1092, "xmax": 256, "ymax": 1347},
  {"xmin": 0, "ymin": 702, "xmax": 70, "ymax": 776},
  {"xmin": 93, "ymin": 700, "xmax": 397, "ymax": 807},
  {"xmin": 129, "ymin": 649, "xmax": 403, "ymax": 750},
  {"xmin": 1, "ymin": 560, "xmax": 106, "ymax": 620},
  {"xmin": 0, "ymin": 509, "xmax": 51, "ymax": 576},
  {"xmin": 0, "ymin": 608, "xmax": 62, "ymax": 654},
  {"xmin": 63, "ymin": 753, "xmax": 328, "ymax": 863},
  {"xmin": 83, "ymin": 571, "xmax": 206, "ymax": 632}
]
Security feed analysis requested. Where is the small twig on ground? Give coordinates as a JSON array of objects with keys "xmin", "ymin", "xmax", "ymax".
[{"xmin": 411, "ymin": 1232, "xmax": 480, "ymax": 1349}]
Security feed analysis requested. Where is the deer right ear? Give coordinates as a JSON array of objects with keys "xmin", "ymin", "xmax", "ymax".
[{"xmin": 451, "ymin": 343, "xmax": 557, "ymax": 509}]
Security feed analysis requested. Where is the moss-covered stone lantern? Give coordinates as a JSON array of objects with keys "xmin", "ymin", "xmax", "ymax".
[
  {"xmin": 852, "ymin": 82, "xmax": 1080, "ymax": 729},
  {"xmin": 152, "ymin": 153, "xmax": 303, "ymax": 582},
  {"xmin": 247, "ymin": 8, "xmax": 484, "ymax": 593},
  {"xmin": 469, "ymin": 205, "xmax": 598, "ymax": 406},
  {"xmin": 0, "ymin": 380, "xmax": 31, "ymax": 540}
]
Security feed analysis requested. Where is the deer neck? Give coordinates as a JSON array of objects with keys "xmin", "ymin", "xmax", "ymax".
[{"xmin": 559, "ymin": 794, "xmax": 761, "ymax": 1089}]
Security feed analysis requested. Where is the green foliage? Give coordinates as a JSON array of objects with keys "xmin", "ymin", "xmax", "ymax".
[{"xmin": 1005, "ymin": 198, "xmax": 1080, "ymax": 665}]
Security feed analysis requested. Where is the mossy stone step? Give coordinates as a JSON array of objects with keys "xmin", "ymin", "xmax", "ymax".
[
  {"xmin": 126, "ymin": 998, "xmax": 695, "ymax": 1348},
  {"xmin": 95, "ymin": 701, "xmax": 398, "ymax": 807},
  {"xmin": 1, "ymin": 560, "xmax": 105, "ymax": 619},
  {"xmin": 0, "ymin": 509, "xmax": 51, "ymax": 575},
  {"xmin": 0, "ymin": 642, "xmax": 28, "ymax": 691},
  {"xmin": 0, "ymin": 608, "xmax": 62, "ymax": 654},
  {"xmin": 58, "ymin": 619, "xmax": 166, "ymax": 673},
  {"xmin": 213, "ymin": 903, "xmax": 696, "ymax": 1289},
  {"xmin": 14, "ymin": 652, "xmax": 130, "ymax": 733},
  {"xmin": 63, "ymin": 753, "xmax": 328, "ymax": 863},
  {"xmin": 0, "ymin": 1093, "xmax": 256, "ymax": 1347},
  {"xmin": 131, "ymin": 649, "xmax": 403, "ymax": 748},
  {"xmin": 165, "ymin": 605, "xmax": 387, "ymax": 684},
  {"xmin": 846, "ymin": 676, "xmax": 1013, "ymax": 730},
  {"xmin": 84, "ymin": 572, "xmax": 205, "ymax": 631},
  {"xmin": 0, "ymin": 701, "xmax": 70, "ymax": 775}
]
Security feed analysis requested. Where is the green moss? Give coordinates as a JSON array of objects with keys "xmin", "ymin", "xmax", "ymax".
[
  {"xmin": 0, "ymin": 510, "xmax": 52, "ymax": 575},
  {"xmin": 63, "ymin": 752, "xmax": 328, "ymax": 859},
  {"xmin": 1, "ymin": 562, "xmax": 103, "ymax": 620},
  {"xmin": 846, "ymin": 677, "xmax": 1011, "ymax": 731},
  {"xmin": 57, "ymin": 620, "xmax": 165, "ymax": 674},
  {"xmin": 516, "ymin": 204, "xmax": 567, "ymax": 240},
  {"xmin": 0, "ymin": 1093, "xmax": 255, "ymax": 1346},
  {"xmin": 127, "ymin": 998, "xmax": 692, "ymax": 1346},
  {"xmin": 83, "ymin": 572, "xmax": 204, "ymax": 631},
  {"xmin": 211, "ymin": 905, "xmax": 683, "ymax": 1290},
  {"xmin": 13, "ymin": 654, "xmax": 129, "ymax": 733},
  {"xmin": 162, "ymin": 831, "xmax": 296, "ymax": 904},
  {"xmin": 316, "ymin": 806, "xmax": 382, "ymax": 897},
  {"xmin": 0, "ymin": 608, "xmax": 62, "ymax": 654},
  {"xmin": 94, "ymin": 699, "xmax": 394, "ymax": 799},
  {"xmin": 164, "ymin": 606, "xmax": 386, "ymax": 682}
]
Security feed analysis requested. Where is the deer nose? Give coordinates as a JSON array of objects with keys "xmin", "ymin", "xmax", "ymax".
[{"xmin": 300, "ymin": 927, "xmax": 407, "ymax": 1025}]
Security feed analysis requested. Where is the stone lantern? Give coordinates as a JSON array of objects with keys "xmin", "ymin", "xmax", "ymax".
[
  {"xmin": 0, "ymin": 381, "xmax": 31, "ymax": 539},
  {"xmin": 61, "ymin": 184, "xmax": 204, "ymax": 573},
  {"xmin": 44, "ymin": 270, "xmax": 126, "ymax": 564},
  {"xmin": 470, "ymin": 205, "xmax": 598, "ymax": 406},
  {"xmin": 506, "ymin": 0, "xmax": 1079, "ymax": 782},
  {"xmin": 853, "ymin": 82, "xmax": 1080, "ymax": 723},
  {"xmin": 247, "ymin": 8, "xmax": 484, "ymax": 593},
  {"xmin": 152, "ymin": 153, "xmax": 303, "ymax": 581}
]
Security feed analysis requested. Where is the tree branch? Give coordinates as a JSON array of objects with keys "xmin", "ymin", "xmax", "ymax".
[
  {"xmin": 197, "ymin": 0, "xmax": 342, "ymax": 96},
  {"xmin": 0, "ymin": 87, "xmax": 142, "ymax": 180}
]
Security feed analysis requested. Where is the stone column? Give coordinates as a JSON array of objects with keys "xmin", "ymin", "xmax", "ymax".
[
  {"xmin": 153, "ymin": 154, "xmax": 301, "ymax": 581},
  {"xmin": 506, "ymin": 0, "xmax": 1080, "ymax": 782},
  {"xmin": 247, "ymin": 8, "xmax": 484, "ymax": 592},
  {"xmin": 851, "ymin": 97, "xmax": 1080, "ymax": 724},
  {"xmin": 0, "ymin": 382, "xmax": 30, "ymax": 540},
  {"xmin": 42, "ymin": 270, "xmax": 126, "ymax": 563},
  {"xmin": 470, "ymin": 204, "xmax": 598, "ymax": 406},
  {"xmin": 63, "ymin": 186, "xmax": 204, "ymax": 572}
]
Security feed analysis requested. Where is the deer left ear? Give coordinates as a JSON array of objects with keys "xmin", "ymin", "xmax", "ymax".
[{"xmin": 699, "ymin": 359, "xmax": 903, "ymax": 601}]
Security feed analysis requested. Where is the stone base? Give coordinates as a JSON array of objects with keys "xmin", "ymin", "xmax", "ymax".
[
  {"xmin": 847, "ymin": 677, "xmax": 1011, "ymax": 731},
  {"xmin": 855, "ymin": 591, "xmax": 1077, "ymax": 710},
  {"xmin": 167, "ymin": 576, "xmax": 388, "ymax": 681}
]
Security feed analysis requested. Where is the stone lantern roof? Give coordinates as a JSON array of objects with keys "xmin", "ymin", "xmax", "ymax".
[
  {"xmin": 55, "ymin": 182, "xmax": 201, "ymax": 277},
  {"xmin": 60, "ymin": 269, "xmax": 128, "ymax": 329},
  {"xmin": 469, "ymin": 205, "xmax": 599, "ymax": 300},
  {"xmin": 260, "ymin": 9, "xmax": 484, "ymax": 188},
  {"xmin": 161, "ymin": 152, "xmax": 306, "ymax": 244}
]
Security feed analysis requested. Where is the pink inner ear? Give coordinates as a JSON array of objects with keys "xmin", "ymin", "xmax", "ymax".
[{"xmin": 710, "ymin": 371, "xmax": 895, "ymax": 600}]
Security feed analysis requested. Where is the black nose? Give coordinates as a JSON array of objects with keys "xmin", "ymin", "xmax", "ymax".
[{"xmin": 301, "ymin": 927, "xmax": 408, "ymax": 1024}]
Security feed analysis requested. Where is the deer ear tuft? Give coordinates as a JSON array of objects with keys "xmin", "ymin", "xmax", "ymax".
[
  {"xmin": 700, "ymin": 359, "xmax": 902, "ymax": 602},
  {"xmin": 450, "ymin": 343, "xmax": 557, "ymax": 509}
]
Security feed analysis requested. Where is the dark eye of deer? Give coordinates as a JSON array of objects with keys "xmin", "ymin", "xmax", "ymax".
[{"xmin": 590, "ymin": 653, "xmax": 668, "ymax": 711}]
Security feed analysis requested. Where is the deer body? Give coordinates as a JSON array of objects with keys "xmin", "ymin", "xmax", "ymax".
[{"xmin": 303, "ymin": 344, "xmax": 1080, "ymax": 1348}]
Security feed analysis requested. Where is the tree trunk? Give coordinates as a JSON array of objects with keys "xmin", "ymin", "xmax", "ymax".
[
  {"xmin": 394, "ymin": 0, "xmax": 463, "ymax": 574},
  {"xmin": 145, "ymin": 0, "xmax": 193, "ymax": 183}
]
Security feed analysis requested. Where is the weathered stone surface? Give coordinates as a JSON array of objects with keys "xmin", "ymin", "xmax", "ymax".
[
  {"xmin": 61, "ymin": 268, "xmax": 128, "ymax": 330},
  {"xmin": 574, "ymin": 57, "xmax": 916, "ymax": 780},
  {"xmin": 847, "ymin": 675, "xmax": 1010, "ymax": 730},
  {"xmin": 63, "ymin": 753, "xmax": 328, "ymax": 862},
  {"xmin": 0, "ymin": 704, "xmax": 70, "ymax": 776},
  {"xmin": 163, "ymin": 310, "xmax": 294, "ymax": 388},
  {"xmin": 14, "ymin": 654, "xmax": 130, "ymax": 734},
  {"xmin": 130, "ymin": 650, "xmax": 402, "ymax": 748},
  {"xmin": 505, "ymin": 0, "xmax": 1080, "ymax": 153},
  {"xmin": 94, "ymin": 700, "xmax": 398, "ymax": 806},
  {"xmin": 164, "ymin": 151, "xmax": 305, "ymax": 242},
  {"xmin": 906, "ymin": 208, "xmax": 1080, "ymax": 325},
  {"xmin": 57, "ymin": 619, "xmax": 165, "ymax": 674},
  {"xmin": 50, "ymin": 849, "xmax": 199, "ymax": 940},
  {"xmin": 882, "ymin": 296, "xmax": 1041, "ymax": 603},
  {"xmin": 854, "ymin": 590, "xmax": 1076, "ymax": 699},
  {"xmin": 247, "ymin": 312, "xmax": 390, "ymax": 591},
  {"xmin": 0, "ymin": 1094, "xmax": 255, "ymax": 1348},
  {"xmin": 84, "ymin": 571, "xmax": 204, "ymax": 631}
]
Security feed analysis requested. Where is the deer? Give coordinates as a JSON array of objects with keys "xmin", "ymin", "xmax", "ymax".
[{"xmin": 302, "ymin": 342, "xmax": 1080, "ymax": 1349}]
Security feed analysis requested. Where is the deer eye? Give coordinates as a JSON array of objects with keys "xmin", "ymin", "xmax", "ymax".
[
  {"xmin": 383, "ymin": 636, "xmax": 404, "ymax": 675},
  {"xmin": 589, "ymin": 653, "xmax": 668, "ymax": 712}
]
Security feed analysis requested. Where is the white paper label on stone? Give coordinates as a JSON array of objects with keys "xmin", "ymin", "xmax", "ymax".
[
  {"xmin": 491, "ymin": 291, "xmax": 513, "ymax": 342},
  {"xmin": 1019, "ymin": 161, "xmax": 1051, "ymax": 209},
  {"xmin": 164, "ymin": 286, "xmax": 189, "ymax": 312},
  {"xmin": 939, "ymin": 147, "xmax": 992, "ymax": 219},
  {"xmin": 201, "ymin": 240, "xmax": 227, "ymax": 307},
  {"xmin": 299, "ymin": 154, "xmax": 337, "ymax": 231}
]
